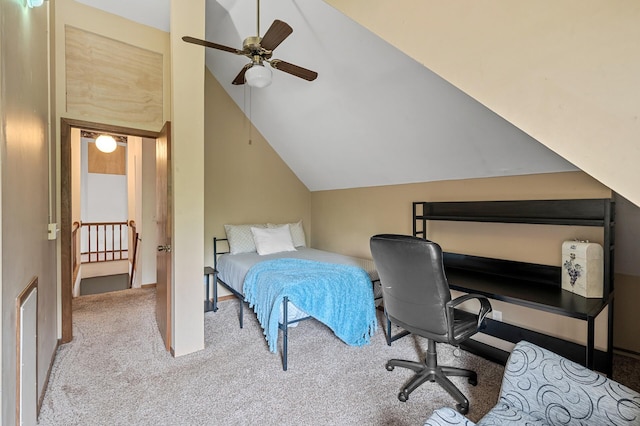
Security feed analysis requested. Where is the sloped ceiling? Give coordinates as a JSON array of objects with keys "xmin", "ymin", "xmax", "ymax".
[
  {"xmin": 75, "ymin": 0, "xmax": 578, "ymax": 191},
  {"xmin": 324, "ymin": 1, "xmax": 640, "ymax": 207}
]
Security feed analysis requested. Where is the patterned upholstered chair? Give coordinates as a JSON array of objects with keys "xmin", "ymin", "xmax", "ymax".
[{"xmin": 425, "ymin": 340, "xmax": 640, "ymax": 426}]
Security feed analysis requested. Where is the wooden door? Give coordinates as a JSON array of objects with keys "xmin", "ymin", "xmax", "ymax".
[{"xmin": 156, "ymin": 121, "xmax": 172, "ymax": 351}]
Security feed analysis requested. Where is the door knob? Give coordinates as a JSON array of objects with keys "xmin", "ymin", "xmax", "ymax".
[{"xmin": 157, "ymin": 245, "xmax": 172, "ymax": 252}]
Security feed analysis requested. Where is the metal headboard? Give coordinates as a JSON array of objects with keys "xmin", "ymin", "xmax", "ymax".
[{"xmin": 213, "ymin": 237, "xmax": 230, "ymax": 270}]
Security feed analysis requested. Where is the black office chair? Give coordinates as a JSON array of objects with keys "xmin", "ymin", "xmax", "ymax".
[{"xmin": 370, "ymin": 234, "xmax": 492, "ymax": 414}]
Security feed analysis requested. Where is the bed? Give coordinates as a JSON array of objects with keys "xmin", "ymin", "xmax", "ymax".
[{"xmin": 212, "ymin": 221, "xmax": 381, "ymax": 370}]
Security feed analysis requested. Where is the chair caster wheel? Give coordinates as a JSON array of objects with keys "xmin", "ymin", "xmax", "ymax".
[
  {"xmin": 456, "ymin": 403, "xmax": 469, "ymax": 415},
  {"xmin": 468, "ymin": 374, "xmax": 478, "ymax": 386},
  {"xmin": 385, "ymin": 363, "xmax": 394, "ymax": 371},
  {"xmin": 398, "ymin": 391, "xmax": 408, "ymax": 402}
]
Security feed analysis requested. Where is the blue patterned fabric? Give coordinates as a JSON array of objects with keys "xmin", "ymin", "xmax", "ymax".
[
  {"xmin": 424, "ymin": 407, "xmax": 476, "ymax": 426},
  {"xmin": 244, "ymin": 258, "xmax": 377, "ymax": 352},
  {"xmin": 424, "ymin": 341, "xmax": 640, "ymax": 426}
]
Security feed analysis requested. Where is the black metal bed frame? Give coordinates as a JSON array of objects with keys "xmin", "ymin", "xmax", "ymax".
[{"xmin": 211, "ymin": 237, "xmax": 380, "ymax": 371}]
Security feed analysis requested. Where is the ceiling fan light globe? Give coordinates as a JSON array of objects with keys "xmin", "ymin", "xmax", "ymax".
[
  {"xmin": 245, "ymin": 64, "xmax": 272, "ymax": 88},
  {"xmin": 95, "ymin": 135, "xmax": 117, "ymax": 153}
]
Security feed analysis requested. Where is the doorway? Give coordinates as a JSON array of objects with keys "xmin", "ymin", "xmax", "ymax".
[
  {"xmin": 78, "ymin": 129, "xmax": 130, "ymax": 295},
  {"xmin": 60, "ymin": 118, "xmax": 163, "ymax": 343}
]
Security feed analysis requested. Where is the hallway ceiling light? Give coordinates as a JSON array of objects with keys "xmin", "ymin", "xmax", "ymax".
[
  {"xmin": 27, "ymin": 0, "xmax": 44, "ymax": 7},
  {"xmin": 95, "ymin": 135, "xmax": 117, "ymax": 153}
]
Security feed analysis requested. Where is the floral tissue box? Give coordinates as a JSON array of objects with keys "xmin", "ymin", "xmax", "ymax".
[{"xmin": 561, "ymin": 241, "xmax": 603, "ymax": 298}]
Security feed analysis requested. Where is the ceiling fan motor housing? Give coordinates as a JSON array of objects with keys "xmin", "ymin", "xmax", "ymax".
[{"xmin": 243, "ymin": 36, "xmax": 272, "ymax": 58}]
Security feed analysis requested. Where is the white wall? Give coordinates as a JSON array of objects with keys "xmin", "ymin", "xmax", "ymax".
[
  {"xmin": 81, "ymin": 140, "xmax": 127, "ymax": 223},
  {"xmin": 127, "ymin": 136, "xmax": 142, "ymax": 287},
  {"xmin": 141, "ymin": 138, "xmax": 157, "ymax": 286},
  {"xmin": 80, "ymin": 138, "xmax": 128, "ymax": 278}
]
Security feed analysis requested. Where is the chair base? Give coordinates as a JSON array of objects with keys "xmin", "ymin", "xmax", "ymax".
[{"xmin": 386, "ymin": 340, "xmax": 477, "ymax": 415}]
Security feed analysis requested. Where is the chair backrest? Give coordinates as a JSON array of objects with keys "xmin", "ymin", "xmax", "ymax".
[{"xmin": 370, "ymin": 234, "xmax": 452, "ymax": 338}]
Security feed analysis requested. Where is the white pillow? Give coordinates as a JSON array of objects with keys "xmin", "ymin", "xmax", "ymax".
[
  {"xmin": 268, "ymin": 220, "xmax": 306, "ymax": 247},
  {"xmin": 224, "ymin": 223, "xmax": 267, "ymax": 254},
  {"xmin": 251, "ymin": 225, "xmax": 297, "ymax": 256}
]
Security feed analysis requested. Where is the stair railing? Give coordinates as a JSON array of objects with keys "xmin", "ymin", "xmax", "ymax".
[
  {"xmin": 128, "ymin": 220, "xmax": 140, "ymax": 288},
  {"xmin": 80, "ymin": 221, "xmax": 128, "ymax": 263}
]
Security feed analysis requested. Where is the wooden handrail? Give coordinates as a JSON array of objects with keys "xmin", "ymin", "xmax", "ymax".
[{"xmin": 128, "ymin": 221, "xmax": 139, "ymax": 288}]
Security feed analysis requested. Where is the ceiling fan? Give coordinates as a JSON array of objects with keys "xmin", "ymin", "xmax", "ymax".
[{"xmin": 182, "ymin": 1, "xmax": 318, "ymax": 88}]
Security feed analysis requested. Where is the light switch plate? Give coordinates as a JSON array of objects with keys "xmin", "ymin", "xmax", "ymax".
[{"xmin": 47, "ymin": 223, "xmax": 58, "ymax": 240}]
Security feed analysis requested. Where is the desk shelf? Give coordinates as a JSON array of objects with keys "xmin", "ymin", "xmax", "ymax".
[
  {"xmin": 413, "ymin": 198, "xmax": 615, "ymax": 375},
  {"xmin": 446, "ymin": 268, "xmax": 609, "ymax": 320}
]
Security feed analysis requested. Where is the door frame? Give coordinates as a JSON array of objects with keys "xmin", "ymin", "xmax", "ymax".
[{"xmin": 60, "ymin": 118, "xmax": 160, "ymax": 343}]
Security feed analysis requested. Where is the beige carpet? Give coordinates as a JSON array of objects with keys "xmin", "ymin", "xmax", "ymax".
[
  {"xmin": 38, "ymin": 289, "xmax": 510, "ymax": 425},
  {"xmin": 37, "ymin": 288, "xmax": 640, "ymax": 425}
]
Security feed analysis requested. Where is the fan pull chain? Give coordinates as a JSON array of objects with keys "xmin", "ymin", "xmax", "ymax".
[{"xmin": 244, "ymin": 84, "xmax": 252, "ymax": 145}]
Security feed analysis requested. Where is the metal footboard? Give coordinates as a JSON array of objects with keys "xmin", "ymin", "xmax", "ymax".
[{"xmin": 211, "ymin": 236, "xmax": 380, "ymax": 371}]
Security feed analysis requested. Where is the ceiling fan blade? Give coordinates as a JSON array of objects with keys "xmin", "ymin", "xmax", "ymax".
[
  {"xmin": 182, "ymin": 36, "xmax": 244, "ymax": 55},
  {"xmin": 260, "ymin": 20, "xmax": 293, "ymax": 51},
  {"xmin": 231, "ymin": 64, "xmax": 252, "ymax": 85},
  {"xmin": 270, "ymin": 60, "xmax": 318, "ymax": 82}
]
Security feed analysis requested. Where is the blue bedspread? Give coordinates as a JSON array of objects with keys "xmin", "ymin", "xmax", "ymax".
[{"xmin": 243, "ymin": 258, "xmax": 378, "ymax": 353}]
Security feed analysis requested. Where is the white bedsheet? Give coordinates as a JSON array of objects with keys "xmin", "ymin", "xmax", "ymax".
[
  {"xmin": 217, "ymin": 247, "xmax": 377, "ymax": 293},
  {"xmin": 216, "ymin": 247, "xmax": 380, "ymax": 323}
]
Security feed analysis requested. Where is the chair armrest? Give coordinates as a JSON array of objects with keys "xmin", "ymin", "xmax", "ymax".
[{"xmin": 447, "ymin": 293, "xmax": 492, "ymax": 329}]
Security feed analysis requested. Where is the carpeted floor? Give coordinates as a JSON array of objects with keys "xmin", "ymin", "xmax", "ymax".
[
  {"xmin": 38, "ymin": 288, "xmax": 640, "ymax": 426},
  {"xmin": 38, "ymin": 289, "xmax": 505, "ymax": 425}
]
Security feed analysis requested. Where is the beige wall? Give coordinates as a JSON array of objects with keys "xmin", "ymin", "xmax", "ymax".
[
  {"xmin": 204, "ymin": 70, "xmax": 311, "ymax": 297},
  {"xmin": 311, "ymin": 172, "xmax": 611, "ymax": 258},
  {"xmin": 310, "ymin": 172, "xmax": 636, "ymax": 352},
  {"xmin": 1, "ymin": 1, "xmax": 58, "ymax": 424},
  {"xmin": 324, "ymin": 0, "xmax": 640, "ymax": 209},
  {"xmin": 53, "ymin": 0, "xmax": 171, "ymax": 337},
  {"xmin": 53, "ymin": 0, "xmax": 170, "ymax": 132},
  {"xmin": 54, "ymin": 0, "xmax": 208, "ymax": 357},
  {"xmin": 170, "ymin": 0, "xmax": 205, "ymax": 356}
]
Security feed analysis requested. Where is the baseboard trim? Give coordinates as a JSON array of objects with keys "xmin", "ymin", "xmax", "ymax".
[
  {"xmin": 141, "ymin": 283, "xmax": 156, "ymax": 289},
  {"xmin": 38, "ymin": 339, "xmax": 60, "ymax": 417}
]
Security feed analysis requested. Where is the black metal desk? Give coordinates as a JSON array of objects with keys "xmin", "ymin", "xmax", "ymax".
[
  {"xmin": 445, "ymin": 265, "xmax": 612, "ymax": 375},
  {"xmin": 413, "ymin": 199, "xmax": 616, "ymax": 376}
]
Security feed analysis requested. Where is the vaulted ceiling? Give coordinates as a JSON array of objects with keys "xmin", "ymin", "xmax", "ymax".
[{"xmin": 76, "ymin": 0, "xmax": 578, "ymax": 191}]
